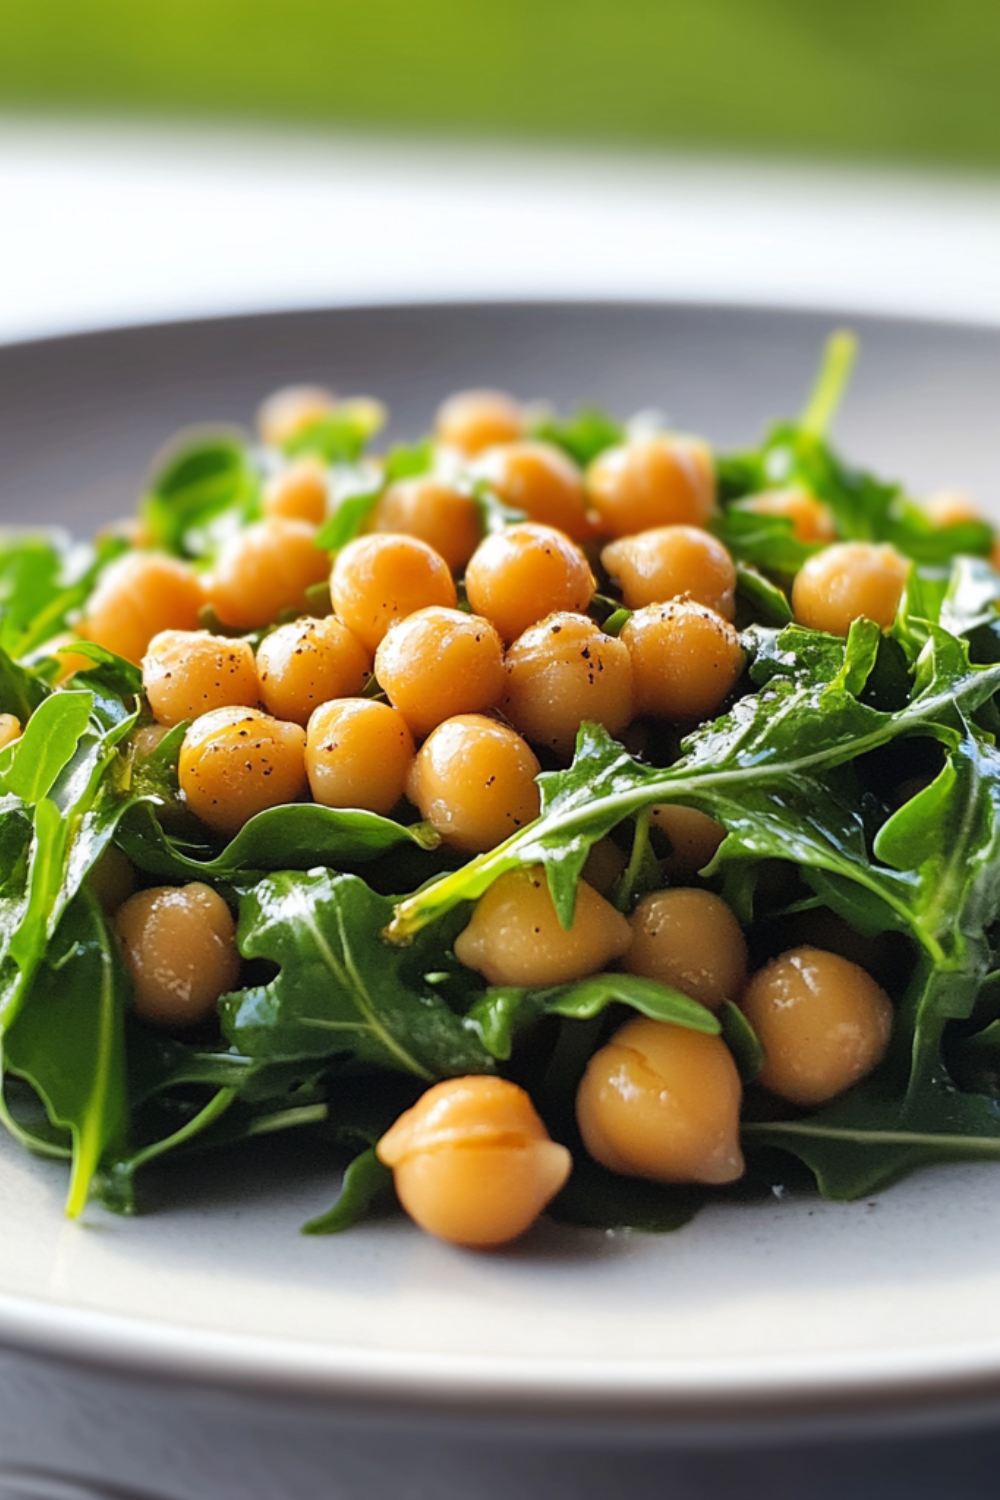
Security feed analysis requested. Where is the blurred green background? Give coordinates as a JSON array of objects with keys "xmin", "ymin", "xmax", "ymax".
[{"xmin": 1, "ymin": 0, "xmax": 997, "ymax": 167}]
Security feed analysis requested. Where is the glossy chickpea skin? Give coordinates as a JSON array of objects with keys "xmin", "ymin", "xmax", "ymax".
[
  {"xmin": 257, "ymin": 384, "xmax": 337, "ymax": 447},
  {"xmin": 256, "ymin": 616, "xmax": 371, "ymax": 726},
  {"xmin": 576, "ymin": 1017, "xmax": 744, "ymax": 1185},
  {"xmin": 792, "ymin": 541, "xmax": 909, "ymax": 637},
  {"xmin": 306, "ymin": 698, "xmax": 415, "ymax": 815},
  {"xmin": 0, "ymin": 713, "xmax": 21, "ymax": 751},
  {"xmin": 621, "ymin": 600, "xmax": 744, "ymax": 721},
  {"xmin": 142, "ymin": 630, "xmax": 259, "ymax": 727},
  {"xmin": 624, "ymin": 888, "xmax": 748, "ymax": 1011},
  {"xmin": 377, "ymin": 1076, "xmax": 571, "ymax": 1247},
  {"xmin": 601, "ymin": 526, "xmax": 737, "ymax": 619},
  {"xmin": 406, "ymin": 714, "xmax": 541, "ymax": 852},
  {"xmin": 209, "ymin": 519, "xmax": 331, "ymax": 631},
  {"xmin": 83, "ymin": 553, "xmax": 204, "ymax": 665},
  {"xmin": 455, "ymin": 866, "xmax": 631, "ymax": 987},
  {"xmin": 464, "ymin": 523, "xmax": 595, "ymax": 645},
  {"xmin": 740, "ymin": 946, "xmax": 893, "ymax": 1107},
  {"xmin": 586, "ymin": 434, "xmax": 715, "ymax": 538},
  {"xmin": 741, "ymin": 487, "xmax": 836, "ymax": 543},
  {"xmin": 374, "ymin": 608, "xmax": 505, "ymax": 741},
  {"xmin": 367, "ymin": 477, "xmax": 483, "ymax": 574},
  {"xmin": 115, "ymin": 882, "xmax": 240, "ymax": 1028},
  {"xmin": 262, "ymin": 456, "xmax": 329, "ymax": 525},
  {"xmin": 87, "ymin": 844, "xmax": 135, "ymax": 916},
  {"xmin": 649, "ymin": 804, "xmax": 726, "ymax": 877},
  {"xmin": 502, "ymin": 612, "xmax": 633, "ymax": 758},
  {"xmin": 472, "ymin": 441, "xmax": 590, "ymax": 539},
  {"xmin": 434, "ymin": 388, "xmax": 523, "ymax": 456},
  {"xmin": 179, "ymin": 706, "xmax": 307, "ymax": 835},
  {"xmin": 330, "ymin": 534, "xmax": 457, "ymax": 654}
]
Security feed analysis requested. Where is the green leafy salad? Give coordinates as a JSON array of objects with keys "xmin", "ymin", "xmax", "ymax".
[{"xmin": 3, "ymin": 332, "xmax": 1000, "ymax": 1248}]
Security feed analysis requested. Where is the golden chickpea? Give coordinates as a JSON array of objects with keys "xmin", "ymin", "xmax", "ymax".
[
  {"xmin": 502, "ymin": 612, "xmax": 633, "ymax": 758},
  {"xmin": 257, "ymin": 384, "xmax": 337, "ymax": 447},
  {"xmin": 586, "ymin": 435, "xmax": 715, "ymax": 538},
  {"xmin": 791, "ymin": 541, "xmax": 909, "ymax": 637},
  {"xmin": 620, "ymin": 600, "xmax": 744, "ymax": 721},
  {"xmin": 601, "ymin": 525, "xmax": 737, "ymax": 619},
  {"xmin": 256, "ymin": 616, "xmax": 371, "ymax": 726},
  {"xmin": 367, "ymin": 477, "xmax": 483, "ymax": 574},
  {"xmin": 434, "ymin": 388, "xmax": 523, "ymax": 456},
  {"xmin": 209, "ymin": 519, "xmax": 331, "ymax": 631},
  {"xmin": 923, "ymin": 489, "xmax": 981, "ymax": 528},
  {"xmin": 179, "ymin": 706, "xmax": 307, "ymax": 836},
  {"xmin": 740, "ymin": 946, "xmax": 893, "ymax": 1107},
  {"xmin": 472, "ymin": 441, "xmax": 590, "ymax": 539},
  {"xmin": 377, "ymin": 1076, "xmax": 571, "ymax": 1247},
  {"xmin": 581, "ymin": 837, "xmax": 628, "ymax": 896},
  {"xmin": 623, "ymin": 888, "xmax": 747, "ymax": 1011},
  {"xmin": 454, "ymin": 866, "xmax": 631, "ymax": 987},
  {"xmin": 576, "ymin": 1017, "xmax": 744, "ymax": 1185},
  {"xmin": 87, "ymin": 844, "xmax": 135, "ymax": 916},
  {"xmin": 649, "ymin": 804, "xmax": 726, "ymax": 877},
  {"xmin": 375, "ymin": 608, "xmax": 505, "ymax": 740},
  {"xmin": 306, "ymin": 698, "xmax": 415, "ymax": 815},
  {"xmin": 0, "ymin": 713, "xmax": 22, "ymax": 751},
  {"xmin": 262, "ymin": 456, "xmax": 329, "ymax": 525},
  {"xmin": 142, "ymin": 630, "xmax": 260, "ymax": 727},
  {"xmin": 464, "ymin": 523, "xmax": 595, "ymax": 645},
  {"xmin": 115, "ymin": 882, "xmax": 240, "ymax": 1028},
  {"xmin": 330, "ymin": 534, "xmax": 457, "ymax": 654},
  {"xmin": 743, "ymin": 487, "xmax": 836, "ymax": 543},
  {"xmin": 406, "ymin": 714, "xmax": 540, "ymax": 852},
  {"xmin": 82, "ymin": 553, "xmax": 205, "ymax": 665}
]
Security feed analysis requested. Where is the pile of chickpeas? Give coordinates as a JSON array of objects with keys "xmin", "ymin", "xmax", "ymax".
[{"xmin": 43, "ymin": 380, "xmax": 971, "ymax": 1248}]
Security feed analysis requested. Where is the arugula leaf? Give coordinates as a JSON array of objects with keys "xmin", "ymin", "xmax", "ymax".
[
  {"xmin": 302, "ymin": 1146, "xmax": 394, "ymax": 1235},
  {"xmin": 0, "ymin": 530, "xmax": 127, "ymax": 657},
  {"xmin": 527, "ymin": 406, "xmax": 624, "ymax": 467},
  {"xmin": 117, "ymin": 799, "xmax": 439, "ymax": 880},
  {"xmin": 0, "ymin": 691, "xmax": 92, "ymax": 803},
  {"xmin": 281, "ymin": 401, "xmax": 384, "ymax": 464},
  {"xmin": 4, "ymin": 891, "xmax": 128, "ymax": 1216},
  {"xmin": 221, "ymin": 871, "xmax": 493, "ymax": 1080},
  {"xmin": 0, "ymin": 644, "xmax": 50, "ymax": 723},
  {"xmin": 467, "ymin": 973, "xmax": 720, "ymax": 1062},
  {"xmin": 141, "ymin": 434, "xmax": 260, "ymax": 558}
]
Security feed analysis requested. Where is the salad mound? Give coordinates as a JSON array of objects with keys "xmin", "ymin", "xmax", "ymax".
[{"xmin": 3, "ymin": 333, "xmax": 1000, "ymax": 1247}]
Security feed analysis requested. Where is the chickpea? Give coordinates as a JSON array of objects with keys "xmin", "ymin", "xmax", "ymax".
[
  {"xmin": 82, "ymin": 553, "xmax": 204, "ymax": 665},
  {"xmin": 330, "ymin": 534, "xmax": 457, "ymax": 654},
  {"xmin": 623, "ymin": 888, "xmax": 747, "ymax": 1011},
  {"xmin": 454, "ymin": 866, "xmax": 631, "ymax": 987},
  {"xmin": 179, "ymin": 706, "xmax": 307, "ymax": 835},
  {"xmin": 792, "ymin": 541, "xmax": 908, "ymax": 637},
  {"xmin": 620, "ymin": 600, "xmax": 744, "ymax": 721},
  {"xmin": 34, "ymin": 632, "xmax": 96, "ymax": 684},
  {"xmin": 923, "ymin": 489, "xmax": 981, "ymax": 529},
  {"xmin": 257, "ymin": 384, "xmax": 337, "ymax": 447},
  {"xmin": 472, "ymin": 442, "xmax": 590, "ymax": 539},
  {"xmin": 581, "ymin": 837, "xmax": 628, "ymax": 896},
  {"xmin": 375, "ymin": 608, "xmax": 505, "ymax": 739},
  {"xmin": 740, "ymin": 946, "xmax": 893, "ymax": 1107},
  {"xmin": 377, "ymin": 1076, "xmax": 571, "ymax": 1247},
  {"xmin": 601, "ymin": 525, "xmax": 737, "ymax": 619},
  {"xmin": 130, "ymin": 722, "xmax": 171, "ymax": 759},
  {"xmin": 576, "ymin": 1017, "xmax": 744, "ymax": 1185},
  {"xmin": 586, "ymin": 434, "xmax": 715, "ymax": 538},
  {"xmin": 262, "ymin": 456, "xmax": 329, "ymax": 525},
  {"xmin": 256, "ymin": 616, "xmax": 371, "ymax": 726},
  {"xmin": 434, "ymin": 388, "xmax": 523, "ymax": 456},
  {"xmin": 306, "ymin": 698, "xmax": 415, "ymax": 815},
  {"xmin": 115, "ymin": 882, "xmax": 239, "ymax": 1028},
  {"xmin": 87, "ymin": 844, "xmax": 135, "ymax": 916},
  {"xmin": 406, "ymin": 714, "xmax": 540, "ymax": 852},
  {"xmin": 742, "ymin": 487, "xmax": 836, "ymax": 543},
  {"xmin": 649, "ymin": 804, "xmax": 726, "ymax": 876},
  {"xmin": 142, "ymin": 630, "xmax": 259, "ymax": 727},
  {"xmin": 367, "ymin": 477, "xmax": 483, "ymax": 574},
  {"xmin": 0, "ymin": 713, "xmax": 21, "ymax": 751},
  {"xmin": 464, "ymin": 523, "xmax": 595, "ymax": 645},
  {"xmin": 209, "ymin": 519, "xmax": 330, "ymax": 631},
  {"xmin": 502, "ymin": 612, "xmax": 633, "ymax": 758}
]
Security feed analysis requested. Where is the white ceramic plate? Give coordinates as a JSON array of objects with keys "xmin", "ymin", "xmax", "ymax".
[{"xmin": 3, "ymin": 302, "xmax": 1000, "ymax": 1441}]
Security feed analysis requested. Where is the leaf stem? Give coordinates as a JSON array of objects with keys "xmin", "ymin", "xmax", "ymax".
[{"xmin": 800, "ymin": 330, "xmax": 858, "ymax": 439}]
